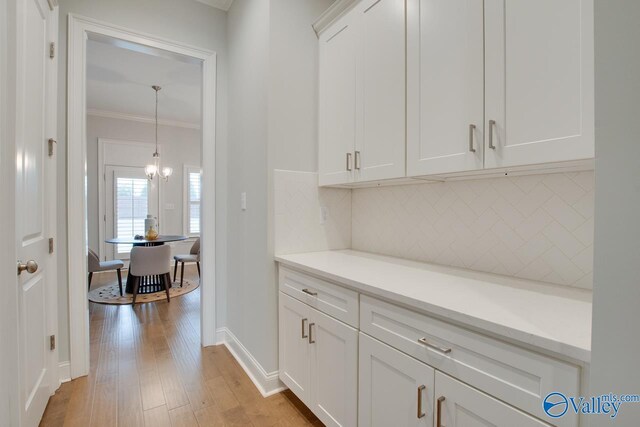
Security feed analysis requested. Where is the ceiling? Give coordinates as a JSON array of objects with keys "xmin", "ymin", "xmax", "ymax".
[
  {"xmin": 86, "ymin": 39, "xmax": 202, "ymax": 126},
  {"xmin": 194, "ymin": 0, "xmax": 234, "ymax": 11}
]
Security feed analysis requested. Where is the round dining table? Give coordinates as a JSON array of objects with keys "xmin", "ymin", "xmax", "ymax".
[{"xmin": 105, "ymin": 235, "xmax": 188, "ymax": 294}]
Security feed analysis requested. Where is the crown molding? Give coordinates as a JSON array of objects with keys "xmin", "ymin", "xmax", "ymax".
[
  {"xmin": 87, "ymin": 108, "xmax": 201, "ymax": 130},
  {"xmin": 194, "ymin": 0, "xmax": 234, "ymax": 12},
  {"xmin": 313, "ymin": 0, "xmax": 358, "ymax": 37}
]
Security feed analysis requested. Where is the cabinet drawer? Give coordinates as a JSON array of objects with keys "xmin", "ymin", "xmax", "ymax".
[
  {"xmin": 279, "ymin": 266, "xmax": 359, "ymax": 328},
  {"xmin": 360, "ymin": 295, "xmax": 579, "ymax": 427}
]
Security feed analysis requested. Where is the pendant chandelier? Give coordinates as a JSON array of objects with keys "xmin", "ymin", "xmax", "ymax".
[{"xmin": 145, "ymin": 85, "xmax": 173, "ymax": 181}]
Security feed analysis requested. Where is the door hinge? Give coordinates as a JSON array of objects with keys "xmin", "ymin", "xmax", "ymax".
[
  {"xmin": 48, "ymin": 138, "xmax": 56, "ymax": 157},
  {"xmin": 50, "ymin": 335, "xmax": 56, "ymax": 351},
  {"xmin": 49, "ymin": 42, "xmax": 55, "ymax": 59},
  {"xmin": 49, "ymin": 238, "xmax": 54, "ymax": 254}
]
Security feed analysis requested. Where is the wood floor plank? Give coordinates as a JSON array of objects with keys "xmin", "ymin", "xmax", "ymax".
[
  {"xmin": 143, "ymin": 405, "xmax": 172, "ymax": 427},
  {"xmin": 39, "ymin": 267, "xmax": 321, "ymax": 427}
]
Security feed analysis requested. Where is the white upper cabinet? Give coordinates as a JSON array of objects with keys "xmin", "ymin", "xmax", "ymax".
[
  {"xmin": 407, "ymin": 0, "xmax": 485, "ymax": 176},
  {"xmin": 484, "ymin": 0, "xmax": 594, "ymax": 168},
  {"xmin": 319, "ymin": 0, "xmax": 406, "ymax": 186},
  {"xmin": 319, "ymin": 13, "xmax": 358, "ymax": 186},
  {"xmin": 356, "ymin": 0, "xmax": 406, "ymax": 182},
  {"xmin": 405, "ymin": 0, "xmax": 594, "ymax": 177}
]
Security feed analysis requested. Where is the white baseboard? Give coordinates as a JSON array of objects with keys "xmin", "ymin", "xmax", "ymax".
[
  {"xmin": 58, "ymin": 361, "xmax": 71, "ymax": 384},
  {"xmin": 215, "ymin": 327, "xmax": 286, "ymax": 397}
]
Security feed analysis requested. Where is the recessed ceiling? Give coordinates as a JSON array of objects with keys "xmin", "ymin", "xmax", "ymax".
[
  {"xmin": 86, "ymin": 39, "xmax": 202, "ymax": 126},
  {"xmin": 194, "ymin": 0, "xmax": 234, "ymax": 11}
]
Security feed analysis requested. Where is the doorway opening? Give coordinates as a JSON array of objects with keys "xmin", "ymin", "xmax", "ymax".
[{"xmin": 66, "ymin": 15, "xmax": 217, "ymax": 380}]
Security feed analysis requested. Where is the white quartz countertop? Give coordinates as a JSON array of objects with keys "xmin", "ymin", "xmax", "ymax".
[{"xmin": 275, "ymin": 250, "xmax": 592, "ymax": 363}]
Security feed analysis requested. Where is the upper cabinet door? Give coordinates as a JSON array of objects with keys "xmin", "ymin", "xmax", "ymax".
[
  {"xmin": 484, "ymin": 0, "xmax": 594, "ymax": 168},
  {"xmin": 319, "ymin": 13, "xmax": 358, "ymax": 186},
  {"xmin": 407, "ymin": 0, "xmax": 484, "ymax": 176},
  {"xmin": 356, "ymin": 0, "xmax": 406, "ymax": 182}
]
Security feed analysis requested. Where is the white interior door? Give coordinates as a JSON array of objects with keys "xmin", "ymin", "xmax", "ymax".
[
  {"xmin": 359, "ymin": 333, "xmax": 434, "ymax": 427},
  {"xmin": 105, "ymin": 166, "xmax": 158, "ymax": 260},
  {"xmin": 484, "ymin": 0, "xmax": 594, "ymax": 168},
  {"xmin": 14, "ymin": 0, "xmax": 57, "ymax": 425},
  {"xmin": 407, "ymin": 0, "xmax": 484, "ymax": 176}
]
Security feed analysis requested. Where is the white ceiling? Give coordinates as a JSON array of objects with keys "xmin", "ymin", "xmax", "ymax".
[
  {"xmin": 194, "ymin": 0, "xmax": 234, "ymax": 11},
  {"xmin": 86, "ymin": 39, "xmax": 202, "ymax": 126}
]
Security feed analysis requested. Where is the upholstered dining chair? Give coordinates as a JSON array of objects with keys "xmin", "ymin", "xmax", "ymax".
[
  {"xmin": 88, "ymin": 248, "xmax": 125, "ymax": 296},
  {"xmin": 129, "ymin": 245, "xmax": 172, "ymax": 305},
  {"xmin": 173, "ymin": 238, "xmax": 200, "ymax": 287}
]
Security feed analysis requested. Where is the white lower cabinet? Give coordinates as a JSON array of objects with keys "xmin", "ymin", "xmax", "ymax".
[
  {"xmin": 310, "ymin": 309, "xmax": 358, "ymax": 427},
  {"xmin": 279, "ymin": 292, "xmax": 358, "ymax": 427},
  {"xmin": 434, "ymin": 371, "xmax": 549, "ymax": 427},
  {"xmin": 359, "ymin": 333, "xmax": 434, "ymax": 427},
  {"xmin": 279, "ymin": 267, "xmax": 580, "ymax": 427}
]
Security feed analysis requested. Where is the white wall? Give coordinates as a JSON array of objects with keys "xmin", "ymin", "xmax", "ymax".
[
  {"xmin": 226, "ymin": 0, "xmax": 331, "ymax": 387},
  {"xmin": 86, "ymin": 115, "xmax": 201, "ymax": 255},
  {"xmin": 56, "ymin": 0, "xmax": 228, "ymax": 363},
  {"xmin": 590, "ymin": 1, "xmax": 640, "ymax": 424}
]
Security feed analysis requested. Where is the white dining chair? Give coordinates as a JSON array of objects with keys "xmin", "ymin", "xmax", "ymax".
[
  {"xmin": 173, "ymin": 238, "xmax": 200, "ymax": 287},
  {"xmin": 88, "ymin": 248, "xmax": 124, "ymax": 295},
  {"xmin": 129, "ymin": 245, "xmax": 171, "ymax": 305}
]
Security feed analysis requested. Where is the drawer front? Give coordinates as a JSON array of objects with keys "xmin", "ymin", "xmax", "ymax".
[
  {"xmin": 279, "ymin": 266, "xmax": 359, "ymax": 327},
  {"xmin": 360, "ymin": 295, "xmax": 579, "ymax": 427}
]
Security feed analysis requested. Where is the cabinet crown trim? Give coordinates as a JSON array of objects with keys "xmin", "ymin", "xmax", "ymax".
[{"xmin": 313, "ymin": 0, "xmax": 358, "ymax": 37}]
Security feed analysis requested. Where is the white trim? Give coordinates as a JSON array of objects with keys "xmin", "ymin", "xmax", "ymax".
[
  {"xmin": 67, "ymin": 14, "xmax": 217, "ymax": 379},
  {"xmin": 87, "ymin": 108, "xmax": 201, "ymax": 130},
  {"xmin": 312, "ymin": 0, "xmax": 358, "ymax": 37},
  {"xmin": 194, "ymin": 0, "xmax": 234, "ymax": 12},
  {"xmin": 58, "ymin": 362, "xmax": 71, "ymax": 384},
  {"xmin": 216, "ymin": 328, "xmax": 287, "ymax": 397},
  {"xmin": 183, "ymin": 164, "xmax": 202, "ymax": 237}
]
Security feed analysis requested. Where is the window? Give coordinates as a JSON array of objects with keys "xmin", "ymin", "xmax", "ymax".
[
  {"xmin": 184, "ymin": 166, "xmax": 202, "ymax": 236},
  {"xmin": 115, "ymin": 176, "xmax": 149, "ymax": 253}
]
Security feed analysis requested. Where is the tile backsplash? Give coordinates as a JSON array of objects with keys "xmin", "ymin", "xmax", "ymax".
[
  {"xmin": 352, "ymin": 172, "xmax": 594, "ymax": 289},
  {"xmin": 274, "ymin": 170, "xmax": 351, "ymax": 255}
]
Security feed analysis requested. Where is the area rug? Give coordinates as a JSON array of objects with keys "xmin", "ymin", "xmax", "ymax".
[{"xmin": 88, "ymin": 279, "xmax": 199, "ymax": 305}]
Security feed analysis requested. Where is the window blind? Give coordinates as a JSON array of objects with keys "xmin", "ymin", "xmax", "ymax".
[{"xmin": 116, "ymin": 177, "xmax": 149, "ymax": 253}]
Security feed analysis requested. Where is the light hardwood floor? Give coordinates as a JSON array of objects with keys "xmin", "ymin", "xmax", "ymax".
[{"xmin": 40, "ymin": 267, "xmax": 321, "ymax": 426}]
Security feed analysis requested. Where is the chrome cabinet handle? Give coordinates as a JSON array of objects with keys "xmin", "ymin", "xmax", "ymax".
[
  {"xmin": 488, "ymin": 119, "xmax": 496, "ymax": 149},
  {"xmin": 301, "ymin": 318, "xmax": 308, "ymax": 339},
  {"xmin": 301, "ymin": 288, "xmax": 318, "ymax": 296},
  {"xmin": 17, "ymin": 260, "xmax": 38, "ymax": 275},
  {"xmin": 417, "ymin": 385, "xmax": 426, "ymax": 419},
  {"xmin": 437, "ymin": 396, "xmax": 445, "ymax": 427},
  {"xmin": 354, "ymin": 150, "xmax": 361, "ymax": 170},
  {"xmin": 418, "ymin": 337, "xmax": 451, "ymax": 354},
  {"xmin": 469, "ymin": 124, "xmax": 476, "ymax": 152},
  {"xmin": 346, "ymin": 152, "xmax": 352, "ymax": 171},
  {"xmin": 308, "ymin": 322, "xmax": 315, "ymax": 344}
]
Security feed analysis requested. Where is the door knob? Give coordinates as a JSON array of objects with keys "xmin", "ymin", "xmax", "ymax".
[{"xmin": 17, "ymin": 260, "xmax": 38, "ymax": 275}]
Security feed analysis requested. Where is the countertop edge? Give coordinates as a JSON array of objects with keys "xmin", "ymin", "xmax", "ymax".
[{"xmin": 275, "ymin": 255, "xmax": 591, "ymax": 365}]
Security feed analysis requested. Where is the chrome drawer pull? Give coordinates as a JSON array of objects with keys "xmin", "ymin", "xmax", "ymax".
[
  {"xmin": 437, "ymin": 396, "xmax": 445, "ymax": 427},
  {"xmin": 308, "ymin": 322, "xmax": 315, "ymax": 344},
  {"xmin": 417, "ymin": 385, "xmax": 426, "ymax": 418},
  {"xmin": 488, "ymin": 119, "xmax": 496, "ymax": 149},
  {"xmin": 301, "ymin": 318, "xmax": 308, "ymax": 339},
  {"xmin": 468, "ymin": 124, "xmax": 476, "ymax": 152},
  {"xmin": 418, "ymin": 337, "xmax": 451, "ymax": 354},
  {"xmin": 301, "ymin": 288, "xmax": 318, "ymax": 296}
]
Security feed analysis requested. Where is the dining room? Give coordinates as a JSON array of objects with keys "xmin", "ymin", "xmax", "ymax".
[{"xmin": 84, "ymin": 36, "xmax": 204, "ymax": 309}]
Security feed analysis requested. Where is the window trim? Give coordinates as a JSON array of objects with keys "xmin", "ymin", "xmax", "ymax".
[{"xmin": 183, "ymin": 164, "xmax": 202, "ymax": 237}]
